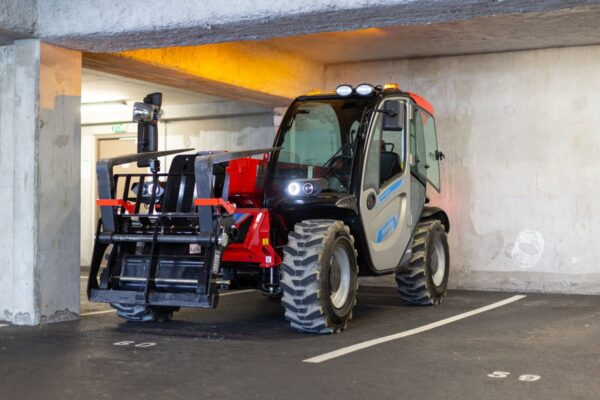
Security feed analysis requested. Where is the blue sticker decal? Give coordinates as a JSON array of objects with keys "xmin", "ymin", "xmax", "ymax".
[
  {"xmin": 376, "ymin": 215, "xmax": 398, "ymax": 243},
  {"xmin": 378, "ymin": 178, "xmax": 404, "ymax": 205}
]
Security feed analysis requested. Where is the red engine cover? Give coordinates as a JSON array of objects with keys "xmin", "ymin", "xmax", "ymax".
[{"xmin": 226, "ymin": 158, "xmax": 266, "ymax": 195}]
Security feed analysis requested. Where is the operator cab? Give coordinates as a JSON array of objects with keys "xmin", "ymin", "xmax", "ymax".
[{"xmin": 266, "ymin": 83, "xmax": 443, "ymax": 255}]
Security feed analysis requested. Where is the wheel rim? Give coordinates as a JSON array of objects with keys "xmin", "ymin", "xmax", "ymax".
[
  {"xmin": 329, "ymin": 242, "xmax": 352, "ymax": 309},
  {"xmin": 430, "ymin": 239, "xmax": 446, "ymax": 287}
]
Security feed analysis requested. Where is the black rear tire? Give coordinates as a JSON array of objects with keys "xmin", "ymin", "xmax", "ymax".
[
  {"xmin": 110, "ymin": 303, "xmax": 178, "ymax": 322},
  {"xmin": 281, "ymin": 220, "xmax": 358, "ymax": 334},
  {"xmin": 396, "ymin": 220, "xmax": 449, "ymax": 305}
]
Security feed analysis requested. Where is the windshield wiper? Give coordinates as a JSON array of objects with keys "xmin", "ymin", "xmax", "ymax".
[
  {"xmin": 321, "ymin": 129, "xmax": 358, "ymax": 167},
  {"xmin": 321, "ymin": 105, "xmax": 375, "ymax": 168}
]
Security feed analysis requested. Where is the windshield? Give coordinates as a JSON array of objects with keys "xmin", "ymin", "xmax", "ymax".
[{"xmin": 271, "ymin": 97, "xmax": 374, "ymax": 194}]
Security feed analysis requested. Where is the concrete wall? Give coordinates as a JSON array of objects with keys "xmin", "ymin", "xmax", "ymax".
[
  {"xmin": 164, "ymin": 114, "xmax": 275, "ymax": 152},
  {"xmin": 80, "ymin": 105, "xmax": 275, "ymax": 264},
  {"xmin": 0, "ymin": 40, "xmax": 81, "ymax": 324},
  {"xmin": 326, "ymin": 45, "xmax": 600, "ymax": 294}
]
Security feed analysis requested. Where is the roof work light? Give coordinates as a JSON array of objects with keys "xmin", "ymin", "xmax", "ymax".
[
  {"xmin": 355, "ymin": 84, "xmax": 375, "ymax": 96},
  {"xmin": 335, "ymin": 84, "xmax": 353, "ymax": 96}
]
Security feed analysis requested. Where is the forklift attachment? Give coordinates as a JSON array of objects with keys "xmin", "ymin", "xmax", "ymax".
[{"xmin": 88, "ymin": 146, "xmax": 278, "ymax": 310}]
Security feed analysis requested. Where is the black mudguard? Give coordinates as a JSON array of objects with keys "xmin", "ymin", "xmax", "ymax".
[{"xmin": 420, "ymin": 206, "xmax": 450, "ymax": 233}]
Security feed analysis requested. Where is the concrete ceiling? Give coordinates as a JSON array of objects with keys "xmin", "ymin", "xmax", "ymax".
[
  {"xmin": 81, "ymin": 69, "xmax": 222, "ymax": 105},
  {"xmin": 262, "ymin": 6, "xmax": 600, "ymax": 64},
  {"xmin": 79, "ymin": 3, "xmax": 600, "ymax": 107}
]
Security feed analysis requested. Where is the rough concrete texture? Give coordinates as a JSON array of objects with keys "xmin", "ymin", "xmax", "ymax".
[
  {"xmin": 34, "ymin": 0, "xmax": 600, "ymax": 52},
  {"xmin": 262, "ymin": 6, "xmax": 600, "ymax": 64},
  {"xmin": 326, "ymin": 45, "xmax": 600, "ymax": 294},
  {"xmin": 0, "ymin": 0, "xmax": 36, "ymax": 44},
  {"xmin": 0, "ymin": 40, "xmax": 39, "ymax": 325},
  {"xmin": 79, "ymin": 102, "xmax": 274, "ymax": 264},
  {"xmin": 0, "ymin": 40, "xmax": 81, "ymax": 325},
  {"xmin": 4, "ymin": 1, "xmax": 600, "ymax": 64},
  {"xmin": 0, "ymin": 44, "xmax": 20, "ymax": 323}
]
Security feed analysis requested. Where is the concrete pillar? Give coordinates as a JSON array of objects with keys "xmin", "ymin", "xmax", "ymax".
[{"xmin": 0, "ymin": 40, "xmax": 81, "ymax": 325}]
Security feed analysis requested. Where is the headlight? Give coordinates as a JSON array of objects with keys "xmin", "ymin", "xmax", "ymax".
[
  {"xmin": 285, "ymin": 179, "xmax": 327, "ymax": 196},
  {"xmin": 287, "ymin": 182, "xmax": 301, "ymax": 196},
  {"xmin": 302, "ymin": 182, "xmax": 314, "ymax": 194}
]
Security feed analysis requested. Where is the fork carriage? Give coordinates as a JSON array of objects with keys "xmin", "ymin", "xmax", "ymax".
[{"xmin": 88, "ymin": 148, "xmax": 281, "ymax": 312}]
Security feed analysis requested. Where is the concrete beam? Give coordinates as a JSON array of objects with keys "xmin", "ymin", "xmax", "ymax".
[
  {"xmin": 83, "ymin": 42, "xmax": 323, "ymax": 106},
  {"xmin": 37, "ymin": 0, "xmax": 600, "ymax": 52},
  {"xmin": 0, "ymin": 0, "xmax": 36, "ymax": 45},
  {"xmin": 0, "ymin": 40, "xmax": 81, "ymax": 325},
  {"xmin": 264, "ymin": 6, "xmax": 600, "ymax": 63}
]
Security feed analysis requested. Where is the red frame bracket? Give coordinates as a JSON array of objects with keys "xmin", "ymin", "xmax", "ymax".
[
  {"xmin": 221, "ymin": 208, "xmax": 281, "ymax": 268},
  {"xmin": 96, "ymin": 199, "xmax": 136, "ymax": 214},
  {"xmin": 194, "ymin": 198, "xmax": 236, "ymax": 214}
]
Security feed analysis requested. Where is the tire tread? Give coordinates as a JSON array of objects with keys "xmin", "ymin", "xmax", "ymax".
[
  {"xmin": 281, "ymin": 219, "xmax": 358, "ymax": 334},
  {"xmin": 396, "ymin": 220, "xmax": 448, "ymax": 305}
]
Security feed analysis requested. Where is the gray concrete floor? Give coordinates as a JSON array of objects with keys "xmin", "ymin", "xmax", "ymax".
[{"xmin": 1, "ymin": 274, "xmax": 599, "ymax": 400}]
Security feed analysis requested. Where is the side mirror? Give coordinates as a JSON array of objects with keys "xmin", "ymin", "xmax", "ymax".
[{"xmin": 382, "ymin": 101, "xmax": 404, "ymax": 131}]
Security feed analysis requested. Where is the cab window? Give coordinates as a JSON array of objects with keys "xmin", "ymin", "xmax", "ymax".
[
  {"xmin": 411, "ymin": 108, "xmax": 440, "ymax": 191},
  {"xmin": 363, "ymin": 100, "xmax": 406, "ymax": 190}
]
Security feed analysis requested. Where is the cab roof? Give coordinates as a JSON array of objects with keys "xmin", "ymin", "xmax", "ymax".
[{"xmin": 300, "ymin": 84, "xmax": 435, "ymax": 116}]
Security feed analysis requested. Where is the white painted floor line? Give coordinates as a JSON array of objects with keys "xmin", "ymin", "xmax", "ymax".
[
  {"xmin": 303, "ymin": 294, "xmax": 527, "ymax": 364},
  {"xmin": 80, "ymin": 289, "xmax": 256, "ymax": 317},
  {"xmin": 0, "ymin": 324, "xmax": 8, "ymax": 328}
]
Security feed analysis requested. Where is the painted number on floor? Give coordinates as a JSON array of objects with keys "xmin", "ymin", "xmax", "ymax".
[
  {"xmin": 488, "ymin": 371, "xmax": 540, "ymax": 382},
  {"xmin": 113, "ymin": 341, "xmax": 157, "ymax": 348},
  {"xmin": 487, "ymin": 371, "xmax": 510, "ymax": 378},
  {"xmin": 518, "ymin": 374, "xmax": 541, "ymax": 382}
]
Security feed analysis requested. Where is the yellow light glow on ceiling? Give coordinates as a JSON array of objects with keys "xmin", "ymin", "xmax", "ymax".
[{"xmin": 115, "ymin": 41, "xmax": 323, "ymax": 102}]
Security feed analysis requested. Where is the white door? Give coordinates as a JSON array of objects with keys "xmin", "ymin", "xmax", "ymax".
[{"xmin": 359, "ymin": 99, "xmax": 413, "ymax": 272}]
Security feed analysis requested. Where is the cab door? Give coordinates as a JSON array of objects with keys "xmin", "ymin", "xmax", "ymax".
[{"xmin": 359, "ymin": 99, "xmax": 413, "ymax": 272}]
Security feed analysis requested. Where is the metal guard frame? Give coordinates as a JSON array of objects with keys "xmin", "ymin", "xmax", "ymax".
[{"xmin": 90, "ymin": 147, "xmax": 279, "ymax": 309}]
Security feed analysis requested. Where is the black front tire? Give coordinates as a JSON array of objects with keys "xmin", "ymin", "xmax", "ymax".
[
  {"xmin": 396, "ymin": 220, "xmax": 449, "ymax": 305},
  {"xmin": 110, "ymin": 303, "xmax": 178, "ymax": 322},
  {"xmin": 281, "ymin": 220, "xmax": 359, "ymax": 334}
]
